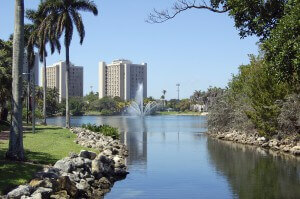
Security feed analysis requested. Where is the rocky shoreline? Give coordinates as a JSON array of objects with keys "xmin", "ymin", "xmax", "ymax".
[
  {"xmin": 4, "ymin": 127, "xmax": 128, "ymax": 199},
  {"xmin": 208, "ymin": 131, "xmax": 300, "ymax": 157}
]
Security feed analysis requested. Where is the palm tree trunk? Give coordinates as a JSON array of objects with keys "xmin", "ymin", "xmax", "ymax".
[
  {"xmin": 42, "ymin": 52, "xmax": 47, "ymax": 125},
  {"xmin": 65, "ymin": 45, "xmax": 70, "ymax": 128},
  {"xmin": 6, "ymin": 0, "xmax": 25, "ymax": 161},
  {"xmin": 31, "ymin": 68, "xmax": 35, "ymax": 134}
]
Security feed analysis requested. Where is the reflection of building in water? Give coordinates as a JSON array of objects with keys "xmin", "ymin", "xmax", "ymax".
[{"xmin": 121, "ymin": 131, "xmax": 147, "ymax": 169}]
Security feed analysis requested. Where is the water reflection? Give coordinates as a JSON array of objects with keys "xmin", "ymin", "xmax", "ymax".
[
  {"xmin": 207, "ymin": 138, "xmax": 300, "ymax": 199},
  {"xmin": 46, "ymin": 116, "xmax": 300, "ymax": 199}
]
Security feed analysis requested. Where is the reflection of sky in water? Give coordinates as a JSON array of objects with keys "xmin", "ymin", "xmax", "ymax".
[{"xmin": 47, "ymin": 116, "xmax": 300, "ymax": 199}]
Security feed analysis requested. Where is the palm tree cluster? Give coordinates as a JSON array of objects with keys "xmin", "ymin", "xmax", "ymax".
[{"xmin": 6, "ymin": 0, "xmax": 98, "ymax": 160}]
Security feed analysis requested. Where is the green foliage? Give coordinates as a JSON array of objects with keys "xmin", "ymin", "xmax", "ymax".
[
  {"xmin": 176, "ymin": 99, "xmax": 191, "ymax": 112},
  {"xmin": 69, "ymin": 97, "xmax": 84, "ymax": 116},
  {"xmin": 167, "ymin": 99, "xmax": 179, "ymax": 111},
  {"xmin": 208, "ymin": 56, "xmax": 289, "ymax": 136},
  {"xmin": 227, "ymin": 0, "xmax": 287, "ymax": 40},
  {"xmin": 263, "ymin": 0, "xmax": 300, "ymax": 87},
  {"xmin": 0, "ymin": 39, "xmax": 12, "ymax": 120},
  {"xmin": 88, "ymin": 96, "xmax": 125, "ymax": 115},
  {"xmin": 82, "ymin": 123, "xmax": 119, "ymax": 139}
]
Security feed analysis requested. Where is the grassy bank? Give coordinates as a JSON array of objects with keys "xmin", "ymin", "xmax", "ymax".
[
  {"xmin": 157, "ymin": 111, "xmax": 207, "ymax": 116},
  {"xmin": 0, "ymin": 125, "xmax": 97, "ymax": 195}
]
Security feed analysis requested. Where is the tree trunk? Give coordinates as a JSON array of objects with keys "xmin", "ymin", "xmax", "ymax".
[
  {"xmin": 31, "ymin": 68, "xmax": 35, "ymax": 133},
  {"xmin": 65, "ymin": 45, "xmax": 70, "ymax": 128},
  {"xmin": 6, "ymin": 0, "xmax": 25, "ymax": 161},
  {"xmin": 42, "ymin": 52, "xmax": 47, "ymax": 125}
]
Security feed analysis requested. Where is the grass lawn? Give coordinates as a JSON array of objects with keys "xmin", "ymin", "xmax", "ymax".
[{"xmin": 0, "ymin": 125, "xmax": 98, "ymax": 195}]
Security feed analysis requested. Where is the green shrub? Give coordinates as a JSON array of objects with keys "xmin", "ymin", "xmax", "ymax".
[{"xmin": 82, "ymin": 123, "xmax": 119, "ymax": 139}]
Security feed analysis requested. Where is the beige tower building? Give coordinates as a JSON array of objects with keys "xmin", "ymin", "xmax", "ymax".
[
  {"xmin": 98, "ymin": 59, "xmax": 147, "ymax": 100},
  {"xmin": 41, "ymin": 61, "xmax": 83, "ymax": 102}
]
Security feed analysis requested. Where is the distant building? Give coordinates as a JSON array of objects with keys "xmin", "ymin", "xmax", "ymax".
[
  {"xmin": 23, "ymin": 52, "xmax": 39, "ymax": 85},
  {"xmin": 98, "ymin": 59, "xmax": 147, "ymax": 101},
  {"xmin": 41, "ymin": 61, "xmax": 83, "ymax": 102}
]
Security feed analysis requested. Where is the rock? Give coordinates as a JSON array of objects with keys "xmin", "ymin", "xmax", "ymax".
[
  {"xmin": 50, "ymin": 190, "xmax": 70, "ymax": 199},
  {"xmin": 79, "ymin": 150, "xmax": 97, "ymax": 160},
  {"xmin": 290, "ymin": 146, "xmax": 300, "ymax": 155},
  {"xmin": 91, "ymin": 188, "xmax": 104, "ymax": 198},
  {"xmin": 31, "ymin": 187, "xmax": 53, "ymax": 198},
  {"xmin": 57, "ymin": 176, "xmax": 77, "ymax": 198},
  {"xmin": 92, "ymin": 155, "xmax": 114, "ymax": 178},
  {"xmin": 257, "ymin": 137, "xmax": 266, "ymax": 142},
  {"xmin": 114, "ymin": 168, "xmax": 129, "ymax": 179},
  {"xmin": 54, "ymin": 157, "xmax": 75, "ymax": 173},
  {"xmin": 217, "ymin": 134, "xmax": 225, "ymax": 139},
  {"xmin": 269, "ymin": 139, "xmax": 279, "ymax": 147},
  {"xmin": 72, "ymin": 157, "xmax": 85, "ymax": 168},
  {"xmin": 76, "ymin": 179, "xmax": 90, "ymax": 191},
  {"xmin": 7, "ymin": 185, "xmax": 32, "ymax": 199},
  {"xmin": 98, "ymin": 177, "xmax": 111, "ymax": 189},
  {"xmin": 261, "ymin": 143, "xmax": 269, "ymax": 148},
  {"xmin": 85, "ymin": 177, "xmax": 95, "ymax": 185},
  {"xmin": 282, "ymin": 146, "xmax": 290, "ymax": 153},
  {"xmin": 113, "ymin": 155, "xmax": 125, "ymax": 168},
  {"xmin": 29, "ymin": 179, "xmax": 43, "ymax": 188},
  {"xmin": 69, "ymin": 152, "xmax": 78, "ymax": 158}
]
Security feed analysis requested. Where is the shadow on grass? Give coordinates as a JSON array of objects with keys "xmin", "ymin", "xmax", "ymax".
[
  {"xmin": 22, "ymin": 126, "xmax": 63, "ymax": 134},
  {"xmin": 0, "ymin": 147, "xmax": 59, "ymax": 195}
]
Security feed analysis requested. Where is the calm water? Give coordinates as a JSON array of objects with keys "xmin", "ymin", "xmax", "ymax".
[{"xmin": 47, "ymin": 115, "xmax": 300, "ymax": 199}]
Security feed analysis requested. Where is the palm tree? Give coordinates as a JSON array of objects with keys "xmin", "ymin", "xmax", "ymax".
[
  {"xmin": 6, "ymin": 0, "xmax": 25, "ymax": 161},
  {"xmin": 39, "ymin": 0, "xmax": 98, "ymax": 128},
  {"xmin": 27, "ymin": 8, "xmax": 61, "ymax": 126},
  {"xmin": 162, "ymin": 90, "xmax": 167, "ymax": 108}
]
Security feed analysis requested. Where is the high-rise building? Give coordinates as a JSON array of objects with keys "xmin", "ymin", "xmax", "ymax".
[
  {"xmin": 41, "ymin": 61, "xmax": 83, "ymax": 102},
  {"xmin": 98, "ymin": 59, "xmax": 147, "ymax": 101},
  {"xmin": 23, "ymin": 52, "xmax": 39, "ymax": 85}
]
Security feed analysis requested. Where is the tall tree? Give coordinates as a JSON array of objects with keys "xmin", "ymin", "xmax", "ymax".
[
  {"xmin": 162, "ymin": 90, "xmax": 167, "ymax": 107},
  {"xmin": 39, "ymin": 0, "xmax": 98, "ymax": 128},
  {"xmin": 27, "ymin": 8, "xmax": 61, "ymax": 125},
  {"xmin": 6, "ymin": 0, "xmax": 25, "ymax": 161}
]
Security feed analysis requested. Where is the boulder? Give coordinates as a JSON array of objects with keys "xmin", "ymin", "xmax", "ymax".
[
  {"xmin": 79, "ymin": 150, "xmax": 97, "ymax": 160},
  {"xmin": 92, "ymin": 155, "xmax": 114, "ymax": 178},
  {"xmin": 57, "ymin": 176, "xmax": 77, "ymax": 198},
  {"xmin": 257, "ymin": 137, "xmax": 266, "ymax": 142},
  {"xmin": 50, "ymin": 190, "xmax": 70, "ymax": 199},
  {"xmin": 72, "ymin": 157, "xmax": 85, "ymax": 168},
  {"xmin": 290, "ymin": 146, "xmax": 300, "ymax": 155},
  {"xmin": 98, "ymin": 177, "xmax": 111, "ymax": 189},
  {"xmin": 76, "ymin": 179, "xmax": 90, "ymax": 191},
  {"xmin": 29, "ymin": 179, "xmax": 43, "ymax": 188},
  {"xmin": 54, "ymin": 158, "xmax": 75, "ymax": 173},
  {"xmin": 31, "ymin": 187, "xmax": 53, "ymax": 198},
  {"xmin": 7, "ymin": 185, "xmax": 32, "ymax": 199}
]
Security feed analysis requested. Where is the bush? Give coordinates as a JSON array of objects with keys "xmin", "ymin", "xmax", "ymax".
[
  {"xmin": 82, "ymin": 123, "xmax": 119, "ymax": 139},
  {"xmin": 277, "ymin": 94, "xmax": 300, "ymax": 135},
  {"xmin": 100, "ymin": 109, "xmax": 113, "ymax": 116}
]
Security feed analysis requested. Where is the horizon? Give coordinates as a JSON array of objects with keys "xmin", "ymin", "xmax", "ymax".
[{"xmin": 0, "ymin": 0, "xmax": 259, "ymax": 99}]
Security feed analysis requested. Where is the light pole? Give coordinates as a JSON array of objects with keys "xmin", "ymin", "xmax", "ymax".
[{"xmin": 176, "ymin": 83, "xmax": 180, "ymax": 101}]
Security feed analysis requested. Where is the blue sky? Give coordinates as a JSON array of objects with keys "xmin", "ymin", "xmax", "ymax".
[{"xmin": 0, "ymin": 0, "xmax": 259, "ymax": 99}]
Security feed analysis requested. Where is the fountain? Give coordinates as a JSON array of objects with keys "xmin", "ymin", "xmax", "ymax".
[{"xmin": 127, "ymin": 84, "xmax": 157, "ymax": 116}]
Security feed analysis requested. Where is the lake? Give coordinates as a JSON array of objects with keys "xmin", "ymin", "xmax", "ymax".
[{"xmin": 47, "ymin": 115, "xmax": 300, "ymax": 199}]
